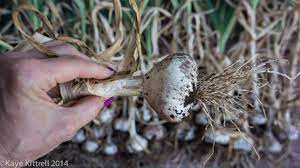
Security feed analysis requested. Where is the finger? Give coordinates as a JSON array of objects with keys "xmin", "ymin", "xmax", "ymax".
[
  {"xmin": 65, "ymin": 96, "xmax": 104, "ymax": 130},
  {"xmin": 45, "ymin": 40, "xmax": 89, "ymax": 60},
  {"xmin": 38, "ymin": 56, "xmax": 114, "ymax": 91},
  {"xmin": 26, "ymin": 40, "xmax": 89, "ymax": 59}
]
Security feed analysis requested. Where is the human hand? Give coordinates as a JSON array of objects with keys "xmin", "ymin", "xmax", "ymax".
[{"xmin": 0, "ymin": 41, "xmax": 113, "ymax": 164}]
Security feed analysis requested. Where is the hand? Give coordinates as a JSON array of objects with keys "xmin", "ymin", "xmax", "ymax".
[{"xmin": 0, "ymin": 41, "xmax": 113, "ymax": 164}]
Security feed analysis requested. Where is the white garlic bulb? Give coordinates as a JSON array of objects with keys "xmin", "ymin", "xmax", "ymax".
[
  {"xmin": 266, "ymin": 133, "xmax": 282, "ymax": 153},
  {"xmin": 176, "ymin": 122, "xmax": 196, "ymax": 141},
  {"xmin": 82, "ymin": 140, "xmax": 99, "ymax": 153},
  {"xmin": 204, "ymin": 129, "xmax": 231, "ymax": 145},
  {"xmin": 126, "ymin": 134, "xmax": 148, "ymax": 153},
  {"xmin": 195, "ymin": 112, "xmax": 209, "ymax": 125},
  {"xmin": 72, "ymin": 129, "xmax": 86, "ymax": 144},
  {"xmin": 103, "ymin": 142, "xmax": 118, "ymax": 155},
  {"xmin": 99, "ymin": 108, "xmax": 115, "ymax": 124},
  {"xmin": 141, "ymin": 107, "xmax": 152, "ymax": 122},
  {"xmin": 113, "ymin": 118, "xmax": 129, "ymax": 132},
  {"xmin": 143, "ymin": 53, "xmax": 198, "ymax": 122},
  {"xmin": 143, "ymin": 125, "xmax": 166, "ymax": 140},
  {"xmin": 250, "ymin": 114, "xmax": 267, "ymax": 125},
  {"xmin": 233, "ymin": 137, "xmax": 254, "ymax": 152},
  {"xmin": 267, "ymin": 140, "xmax": 282, "ymax": 153},
  {"xmin": 287, "ymin": 125, "xmax": 299, "ymax": 140}
]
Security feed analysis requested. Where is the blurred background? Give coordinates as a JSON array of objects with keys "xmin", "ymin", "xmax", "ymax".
[{"xmin": 0, "ymin": 0, "xmax": 299, "ymax": 167}]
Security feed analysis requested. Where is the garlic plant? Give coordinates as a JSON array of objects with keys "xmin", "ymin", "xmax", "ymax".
[
  {"xmin": 113, "ymin": 98, "xmax": 130, "ymax": 132},
  {"xmin": 82, "ymin": 140, "xmax": 99, "ymax": 153},
  {"xmin": 195, "ymin": 112, "xmax": 209, "ymax": 126},
  {"xmin": 59, "ymin": 53, "xmax": 198, "ymax": 122},
  {"xmin": 287, "ymin": 125, "xmax": 299, "ymax": 140},
  {"xmin": 72, "ymin": 129, "xmax": 86, "ymax": 144},
  {"xmin": 92, "ymin": 126, "xmax": 106, "ymax": 139},
  {"xmin": 204, "ymin": 129, "xmax": 231, "ymax": 145},
  {"xmin": 265, "ymin": 132, "xmax": 282, "ymax": 153},
  {"xmin": 232, "ymin": 136, "xmax": 254, "ymax": 152},
  {"xmin": 102, "ymin": 127, "xmax": 118, "ymax": 155},
  {"xmin": 176, "ymin": 122, "xmax": 196, "ymax": 141},
  {"xmin": 126, "ymin": 98, "xmax": 148, "ymax": 153},
  {"xmin": 142, "ymin": 124, "xmax": 166, "ymax": 141},
  {"xmin": 103, "ymin": 142, "xmax": 118, "ymax": 156},
  {"xmin": 98, "ymin": 108, "xmax": 115, "ymax": 124},
  {"xmin": 113, "ymin": 117, "xmax": 129, "ymax": 132},
  {"xmin": 250, "ymin": 114, "xmax": 267, "ymax": 125},
  {"xmin": 140, "ymin": 101, "xmax": 152, "ymax": 122}
]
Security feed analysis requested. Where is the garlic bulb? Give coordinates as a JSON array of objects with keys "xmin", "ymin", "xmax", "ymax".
[
  {"xmin": 287, "ymin": 125, "xmax": 299, "ymax": 140},
  {"xmin": 143, "ymin": 125, "xmax": 166, "ymax": 140},
  {"xmin": 250, "ymin": 114, "xmax": 267, "ymax": 125},
  {"xmin": 113, "ymin": 117, "xmax": 129, "ymax": 132},
  {"xmin": 72, "ymin": 129, "xmax": 86, "ymax": 144},
  {"xmin": 266, "ymin": 132, "xmax": 282, "ymax": 153},
  {"xmin": 98, "ymin": 108, "xmax": 115, "ymax": 124},
  {"xmin": 126, "ymin": 134, "xmax": 148, "ymax": 153},
  {"xmin": 204, "ymin": 129, "xmax": 231, "ymax": 145},
  {"xmin": 143, "ymin": 53, "xmax": 198, "ymax": 122},
  {"xmin": 82, "ymin": 140, "xmax": 99, "ymax": 153},
  {"xmin": 103, "ymin": 142, "xmax": 118, "ymax": 155},
  {"xmin": 176, "ymin": 122, "xmax": 196, "ymax": 141},
  {"xmin": 233, "ymin": 136, "xmax": 254, "ymax": 152},
  {"xmin": 195, "ymin": 112, "xmax": 208, "ymax": 126},
  {"xmin": 267, "ymin": 140, "xmax": 282, "ymax": 153}
]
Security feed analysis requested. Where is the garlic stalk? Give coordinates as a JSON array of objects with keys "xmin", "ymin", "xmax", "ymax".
[
  {"xmin": 113, "ymin": 98, "xmax": 129, "ymax": 132},
  {"xmin": 141, "ymin": 100, "xmax": 152, "ymax": 122},
  {"xmin": 92, "ymin": 126, "xmax": 105, "ymax": 139},
  {"xmin": 126, "ymin": 98, "xmax": 148, "ymax": 153},
  {"xmin": 102, "ymin": 127, "xmax": 118, "ymax": 155}
]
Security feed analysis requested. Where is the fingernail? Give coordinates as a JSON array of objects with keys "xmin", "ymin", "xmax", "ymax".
[
  {"xmin": 104, "ymin": 97, "xmax": 115, "ymax": 107},
  {"xmin": 106, "ymin": 65, "xmax": 116, "ymax": 72}
]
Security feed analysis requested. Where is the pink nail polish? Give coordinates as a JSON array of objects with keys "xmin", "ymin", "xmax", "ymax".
[{"xmin": 104, "ymin": 97, "xmax": 114, "ymax": 107}]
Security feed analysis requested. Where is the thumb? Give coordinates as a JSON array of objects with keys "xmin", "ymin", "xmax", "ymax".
[{"xmin": 65, "ymin": 96, "xmax": 104, "ymax": 130}]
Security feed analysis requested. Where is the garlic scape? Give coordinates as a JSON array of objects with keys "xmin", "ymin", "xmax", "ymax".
[{"xmin": 59, "ymin": 53, "xmax": 198, "ymax": 122}]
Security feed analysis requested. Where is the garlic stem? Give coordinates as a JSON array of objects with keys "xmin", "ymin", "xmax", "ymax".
[
  {"xmin": 126, "ymin": 98, "xmax": 148, "ymax": 153},
  {"xmin": 128, "ymin": 98, "xmax": 137, "ymax": 137},
  {"xmin": 60, "ymin": 75, "xmax": 143, "ymax": 102}
]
